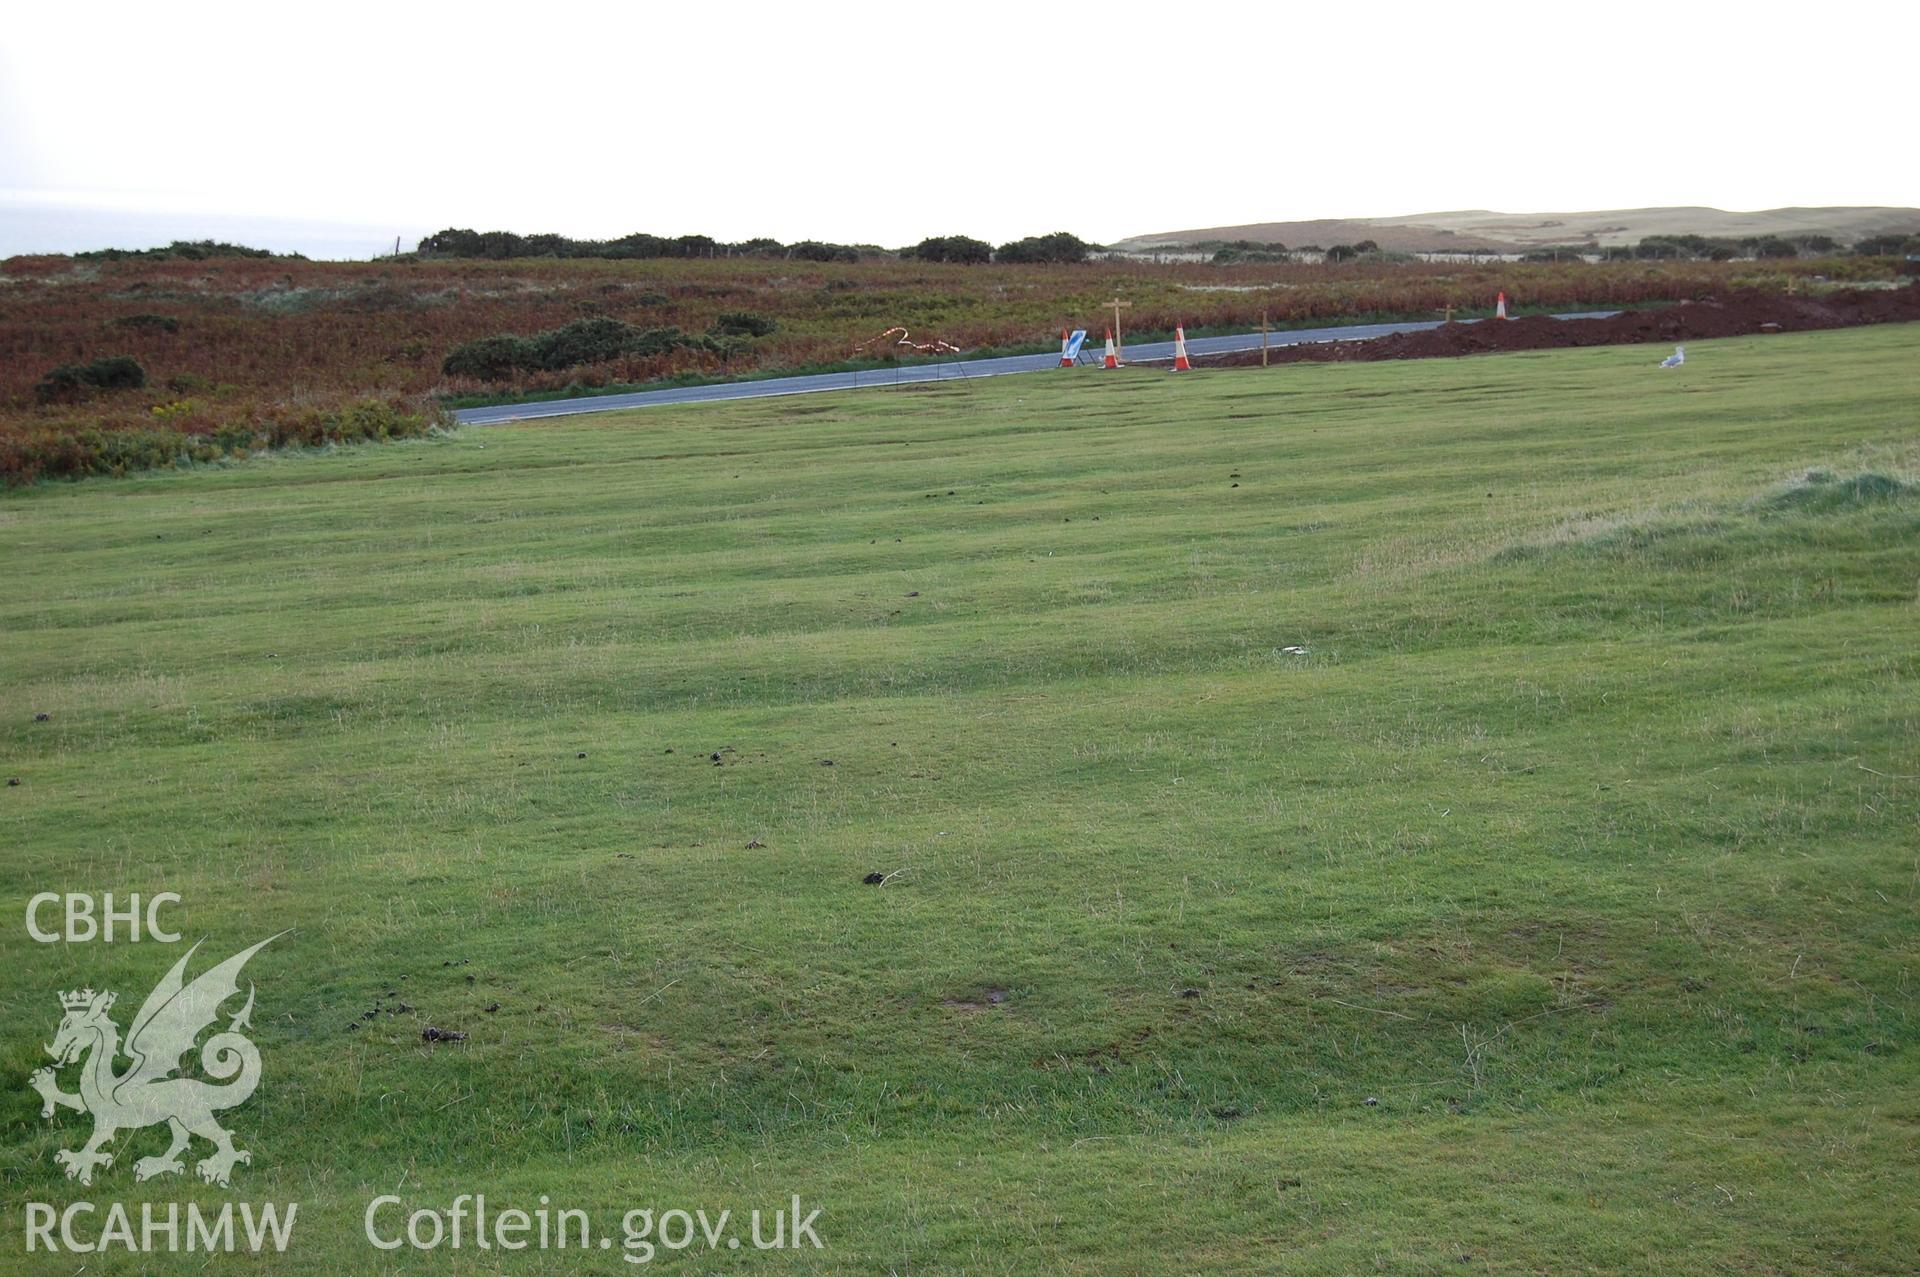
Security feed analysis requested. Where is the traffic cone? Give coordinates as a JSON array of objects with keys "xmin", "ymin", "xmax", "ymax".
[
  {"xmin": 1495, "ymin": 291, "xmax": 1509, "ymax": 320},
  {"xmin": 1058, "ymin": 328, "xmax": 1073, "ymax": 367},
  {"xmin": 1172, "ymin": 324, "xmax": 1191, "ymax": 371},
  {"xmin": 1102, "ymin": 329, "xmax": 1118, "ymax": 369}
]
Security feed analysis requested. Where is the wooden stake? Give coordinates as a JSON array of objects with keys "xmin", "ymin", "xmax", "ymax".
[{"xmin": 1103, "ymin": 297, "xmax": 1133, "ymax": 363}]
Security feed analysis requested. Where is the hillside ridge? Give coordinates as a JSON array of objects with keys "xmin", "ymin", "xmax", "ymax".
[{"xmin": 1117, "ymin": 205, "xmax": 1920, "ymax": 252}]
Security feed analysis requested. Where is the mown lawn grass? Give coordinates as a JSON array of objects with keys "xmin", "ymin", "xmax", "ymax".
[{"xmin": 1, "ymin": 326, "xmax": 1916, "ymax": 1273}]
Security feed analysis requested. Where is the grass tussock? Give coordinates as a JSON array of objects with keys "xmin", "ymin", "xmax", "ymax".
[{"xmin": 1763, "ymin": 468, "xmax": 1911, "ymax": 512}]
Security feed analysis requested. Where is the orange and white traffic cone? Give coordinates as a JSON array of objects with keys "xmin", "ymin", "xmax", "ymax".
[
  {"xmin": 1172, "ymin": 324, "xmax": 1192, "ymax": 371},
  {"xmin": 1058, "ymin": 328, "xmax": 1073, "ymax": 367},
  {"xmin": 1102, "ymin": 329, "xmax": 1118, "ymax": 369},
  {"xmin": 1495, "ymin": 291, "xmax": 1509, "ymax": 320}
]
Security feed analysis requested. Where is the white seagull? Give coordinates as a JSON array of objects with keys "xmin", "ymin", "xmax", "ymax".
[{"xmin": 1659, "ymin": 345, "xmax": 1686, "ymax": 368}]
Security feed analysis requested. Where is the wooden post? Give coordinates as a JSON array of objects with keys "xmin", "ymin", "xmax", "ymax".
[
  {"xmin": 1261, "ymin": 310, "xmax": 1269, "ymax": 366},
  {"xmin": 1103, "ymin": 297, "xmax": 1133, "ymax": 363}
]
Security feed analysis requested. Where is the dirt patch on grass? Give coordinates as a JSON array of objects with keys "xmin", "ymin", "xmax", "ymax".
[
  {"xmin": 941, "ymin": 986, "xmax": 1010, "ymax": 1012},
  {"xmin": 1187, "ymin": 284, "xmax": 1920, "ymax": 367}
]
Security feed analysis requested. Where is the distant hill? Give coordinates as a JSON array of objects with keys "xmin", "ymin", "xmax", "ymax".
[{"xmin": 1114, "ymin": 207, "xmax": 1920, "ymax": 253}]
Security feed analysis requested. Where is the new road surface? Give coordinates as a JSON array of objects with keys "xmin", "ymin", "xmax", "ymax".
[{"xmin": 452, "ymin": 313, "xmax": 1618, "ymax": 425}]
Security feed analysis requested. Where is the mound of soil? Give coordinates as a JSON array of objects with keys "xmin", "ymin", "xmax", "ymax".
[{"xmin": 1191, "ymin": 284, "xmax": 1920, "ymax": 368}]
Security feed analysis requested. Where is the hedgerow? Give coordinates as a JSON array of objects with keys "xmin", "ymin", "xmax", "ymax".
[
  {"xmin": 417, "ymin": 229, "xmax": 869, "ymax": 262},
  {"xmin": 75, "ymin": 240, "xmax": 294, "ymax": 262}
]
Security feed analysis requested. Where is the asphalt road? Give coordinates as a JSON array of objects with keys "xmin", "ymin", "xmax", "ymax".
[{"xmin": 451, "ymin": 313, "xmax": 1619, "ymax": 425}]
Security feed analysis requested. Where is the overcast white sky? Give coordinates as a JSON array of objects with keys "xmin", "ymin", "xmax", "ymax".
[{"xmin": 2, "ymin": 0, "xmax": 1914, "ymax": 258}]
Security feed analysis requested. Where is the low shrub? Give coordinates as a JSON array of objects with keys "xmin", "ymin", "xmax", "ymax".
[
  {"xmin": 441, "ymin": 335, "xmax": 530, "ymax": 381},
  {"xmin": 441, "ymin": 320, "xmax": 728, "ymax": 381},
  {"xmin": 417, "ymin": 228, "xmax": 865, "ymax": 262},
  {"xmin": 908, "ymin": 236, "xmax": 993, "ymax": 264},
  {"xmin": 76, "ymin": 240, "xmax": 290, "ymax": 262},
  {"xmin": 1212, "ymin": 247, "xmax": 1291, "ymax": 264},
  {"xmin": 787, "ymin": 241, "xmax": 860, "ymax": 263},
  {"xmin": 35, "ymin": 356, "xmax": 147, "ymax": 404},
  {"xmin": 111, "ymin": 314, "xmax": 182, "ymax": 333},
  {"xmin": 994, "ymin": 232, "xmax": 1091, "ymax": 264},
  {"xmin": 711, "ymin": 311, "xmax": 777, "ymax": 338},
  {"xmin": 535, "ymin": 317, "xmax": 649, "ymax": 368},
  {"xmin": 1855, "ymin": 234, "xmax": 1920, "ymax": 257}
]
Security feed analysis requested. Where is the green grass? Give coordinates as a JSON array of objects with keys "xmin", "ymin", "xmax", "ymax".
[{"xmin": 2, "ymin": 326, "xmax": 1917, "ymax": 1273}]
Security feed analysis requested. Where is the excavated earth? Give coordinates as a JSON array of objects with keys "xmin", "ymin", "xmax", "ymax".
[{"xmin": 1188, "ymin": 283, "xmax": 1920, "ymax": 367}]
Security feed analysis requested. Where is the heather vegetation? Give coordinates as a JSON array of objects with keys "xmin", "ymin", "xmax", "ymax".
[
  {"xmin": 1, "ymin": 247, "xmax": 1903, "ymax": 484},
  {"xmin": 0, "ymin": 398, "xmax": 436, "ymax": 484}
]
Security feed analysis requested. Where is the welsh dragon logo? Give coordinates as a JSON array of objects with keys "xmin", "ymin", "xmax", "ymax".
[{"xmin": 29, "ymin": 934, "xmax": 284, "ymax": 1187}]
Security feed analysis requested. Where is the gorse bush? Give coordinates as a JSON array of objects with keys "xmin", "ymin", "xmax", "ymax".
[
  {"xmin": 787, "ymin": 241, "xmax": 860, "ymax": 263},
  {"xmin": 1619, "ymin": 233, "xmax": 1876, "ymax": 262},
  {"xmin": 710, "ymin": 311, "xmax": 778, "ymax": 338},
  {"xmin": 907, "ymin": 236, "xmax": 993, "ymax": 264},
  {"xmin": 418, "ymin": 228, "xmax": 868, "ymax": 262},
  {"xmin": 35, "ymin": 356, "xmax": 147, "ymax": 404},
  {"xmin": 441, "ymin": 319, "xmax": 730, "ymax": 381},
  {"xmin": 1211, "ymin": 242, "xmax": 1289, "ymax": 264},
  {"xmin": 439, "ymin": 335, "xmax": 530, "ymax": 381},
  {"xmin": 75, "ymin": 240, "xmax": 292, "ymax": 262},
  {"xmin": 533, "ymin": 317, "xmax": 652, "ymax": 368},
  {"xmin": 1854, "ymin": 234, "xmax": 1920, "ymax": 256},
  {"xmin": 111, "ymin": 313, "xmax": 182, "ymax": 333},
  {"xmin": 994, "ymin": 232, "xmax": 1092, "ymax": 264}
]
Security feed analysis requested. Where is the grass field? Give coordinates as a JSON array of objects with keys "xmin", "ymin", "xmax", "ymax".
[{"xmin": 2, "ymin": 326, "xmax": 1917, "ymax": 1273}]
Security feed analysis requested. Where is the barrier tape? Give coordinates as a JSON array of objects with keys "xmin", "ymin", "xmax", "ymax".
[{"xmin": 853, "ymin": 326, "xmax": 964, "ymax": 357}]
